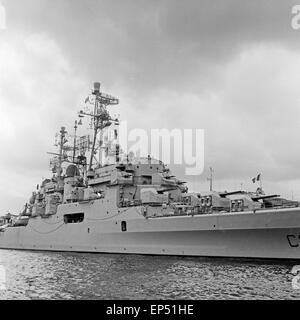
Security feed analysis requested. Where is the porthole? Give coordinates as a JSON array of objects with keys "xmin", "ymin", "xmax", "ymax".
[{"xmin": 121, "ymin": 221, "xmax": 127, "ymax": 232}]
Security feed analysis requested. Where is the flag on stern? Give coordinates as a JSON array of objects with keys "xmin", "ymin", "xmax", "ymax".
[{"xmin": 252, "ymin": 174, "xmax": 261, "ymax": 183}]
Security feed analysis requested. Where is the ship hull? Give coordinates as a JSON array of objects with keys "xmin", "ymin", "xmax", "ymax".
[
  {"xmin": 1, "ymin": 206, "xmax": 300, "ymax": 260},
  {"xmin": 1, "ymin": 228, "xmax": 299, "ymax": 260}
]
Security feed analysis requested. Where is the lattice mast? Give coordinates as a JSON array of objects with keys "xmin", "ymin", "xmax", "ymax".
[{"xmin": 78, "ymin": 82, "xmax": 119, "ymax": 176}]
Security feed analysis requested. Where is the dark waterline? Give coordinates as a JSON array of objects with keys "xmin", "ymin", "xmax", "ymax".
[{"xmin": 0, "ymin": 249, "xmax": 300, "ymax": 300}]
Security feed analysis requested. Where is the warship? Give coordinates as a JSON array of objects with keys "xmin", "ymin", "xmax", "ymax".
[{"xmin": 1, "ymin": 82, "xmax": 300, "ymax": 260}]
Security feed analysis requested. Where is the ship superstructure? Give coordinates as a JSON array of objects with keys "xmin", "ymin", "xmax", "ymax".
[{"xmin": 1, "ymin": 83, "xmax": 300, "ymax": 259}]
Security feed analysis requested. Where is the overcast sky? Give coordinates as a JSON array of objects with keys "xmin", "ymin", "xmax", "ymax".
[{"xmin": 1, "ymin": 0, "xmax": 300, "ymax": 213}]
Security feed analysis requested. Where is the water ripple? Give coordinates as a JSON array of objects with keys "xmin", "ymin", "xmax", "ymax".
[{"xmin": 0, "ymin": 249, "xmax": 300, "ymax": 300}]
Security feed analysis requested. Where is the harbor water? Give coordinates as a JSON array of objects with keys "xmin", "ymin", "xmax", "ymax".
[{"xmin": 0, "ymin": 249, "xmax": 300, "ymax": 300}]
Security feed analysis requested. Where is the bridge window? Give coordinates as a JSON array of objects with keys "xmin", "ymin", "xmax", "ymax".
[{"xmin": 64, "ymin": 213, "xmax": 84, "ymax": 224}]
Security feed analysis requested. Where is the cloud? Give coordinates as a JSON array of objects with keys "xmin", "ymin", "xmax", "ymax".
[
  {"xmin": 0, "ymin": 31, "xmax": 88, "ymax": 212},
  {"xmin": 115, "ymin": 44, "xmax": 300, "ymax": 194},
  {"xmin": 1, "ymin": 0, "xmax": 300, "ymax": 213},
  {"xmin": 3, "ymin": 0, "xmax": 299, "ymax": 95}
]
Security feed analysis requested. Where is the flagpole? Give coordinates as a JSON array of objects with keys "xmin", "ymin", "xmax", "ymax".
[
  {"xmin": 207, "ymin": 167, "xmax": 213, "ymax": 192},
  {"xmin": 260, "ymin": 175, "xmax": 262, "ymax": 190}
]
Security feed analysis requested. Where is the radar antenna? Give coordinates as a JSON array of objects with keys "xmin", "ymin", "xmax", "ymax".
[{"xmin": 78, "ymin": 82, "xmax": 119, "ymax": 176}]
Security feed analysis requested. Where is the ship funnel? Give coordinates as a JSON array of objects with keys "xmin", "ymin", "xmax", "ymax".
[{"xmin": 93, "ymin": 82, "xmax": 101, "ymax": 94}]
